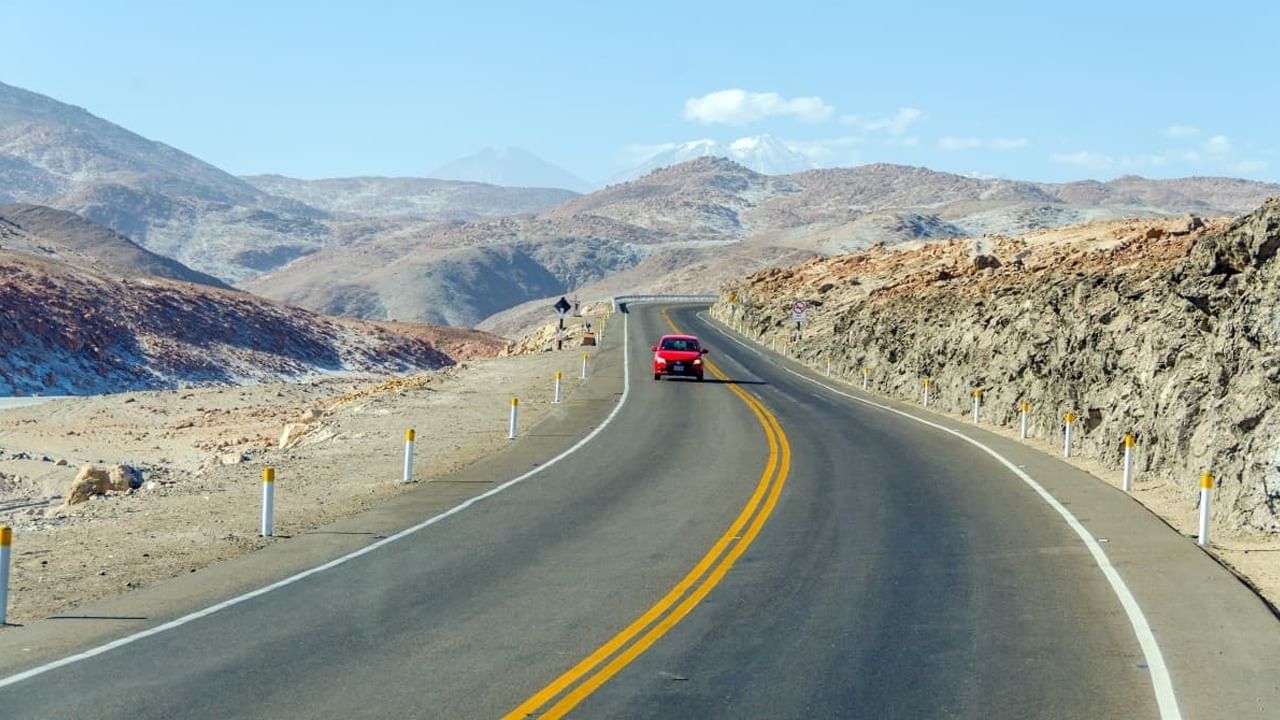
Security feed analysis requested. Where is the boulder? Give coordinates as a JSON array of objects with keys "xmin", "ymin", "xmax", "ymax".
[
  {"xmin": 972, "ymin": 254, "xmax": 1002, "ymax": 271},
  {"xmin": 66, "ymin": 464, "xmax": 140, "ymax": 504},
  {"xmin": 108, "ymin": 464, "xmax": 143, "ymax": 490},
  {"xmin": 219, "ymin": 452, "xmax": 246, "ymax": 465}
]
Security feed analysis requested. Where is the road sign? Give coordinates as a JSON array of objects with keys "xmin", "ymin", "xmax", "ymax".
[
  {"xmin": 792, "ymin": 300, "xmax": 807, "ymax": 314},
  {"xmin": 554, "ymin": 297, "xmax": 572, "ymax": 315}
]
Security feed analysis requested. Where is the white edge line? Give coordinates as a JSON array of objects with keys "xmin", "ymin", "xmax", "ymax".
[
  {"xmin": 0, "ymin": 315, "xmax": 633, "ymax": 690},
  {"xmin": 698, "ymin": 312, "xmax": 1182, "ymax": 720}
]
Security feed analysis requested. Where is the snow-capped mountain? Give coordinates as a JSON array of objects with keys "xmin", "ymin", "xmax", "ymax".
[
  {"xmin": 615, "ymin": 135, "xmax": 814, "ymax": 182},
  {"xmin": 431, "ymin": 146, "xmax": 589, "ymax": 192}
]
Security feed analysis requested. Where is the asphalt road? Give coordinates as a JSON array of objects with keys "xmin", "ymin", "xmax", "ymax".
[{"xmin": 1, "ymin": 303, "xmax": 1277, "ymax": 718}]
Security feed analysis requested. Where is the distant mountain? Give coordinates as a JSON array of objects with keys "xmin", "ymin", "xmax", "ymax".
[
  {"xmin": 0, "ymin": 203, "xmax": 229, "ymax": 288},
  {"xmin": 430, "ymin": 147, "xmax": 589, "ymax": 192},
  {"xmin": 242, "ymin": 174, "xmax": 576, "ymax": 219},
  {"xmin": 615, "ymin": 135, "xmax": 814, "ymax": 182}
]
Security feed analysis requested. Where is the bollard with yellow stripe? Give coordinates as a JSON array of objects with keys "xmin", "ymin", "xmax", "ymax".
[
  {"xmin": 261, "ymin": 467, "xmax": 275, "ymax": 537},
  {"xmin": 1122, "ymin": 433, "xmax": 1136, "ymax": 492},
  {"xmin": 403, "ymin": 429, "xmax": 416, "ymax": 483},
  {"xmin": 971, "ymin": 389, "xmax": 983, "ymax": 424},
  {"xmin": 508, "ymin": 397, "xmax": 520, "ymax": 439},
  {"xmin": 0, "ymin": 525, "xmax": 10, "ymax": 626},
  {"xmin": 1198, "ymin": 472, "xmax": 1214, "ymax": 546},
  {"xmin": 1063, "ymin": 412, "xmax": 1077, "ymax": 458},
  {"xmin": 1019, "ymin": 401, "xmax": 1031, "ymax": 440}
]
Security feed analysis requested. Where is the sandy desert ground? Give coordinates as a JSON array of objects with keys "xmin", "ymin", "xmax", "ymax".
[{"xmin": 0, "ymin": 342, "xmax": 602, "ymax": 625}]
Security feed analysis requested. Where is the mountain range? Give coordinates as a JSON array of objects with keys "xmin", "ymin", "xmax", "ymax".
[
  {"xmin": 613, "ymin": 135, "xmax": 814, "ymax": 182},
  {"xmin": 430, "ymin": 146, "xmax": 590, "ymax": 192},
  {"xmin": 3, "ymin": 80, "xmax": 1279, "ymax": 338}
]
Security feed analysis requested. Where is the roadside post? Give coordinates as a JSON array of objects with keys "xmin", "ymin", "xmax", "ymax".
[
  {"xmin": 0, "ymin": 526, "xmax": 10, "ymax": 626},
  {"xmin": 922, "ymin": 378, "xmax": 931, "ymax": 408},
  {"xmin": 1122, "ymin": 434, "xmax": 1135, "ymax": 492},
  {"xmin": 553, "ymin": 371, "xmax": 563, "ymax": 404},
  {"xmin": 862, "ymin": 367, "xmax": 869, "ymax": 391},
  {"xmin": 1199, "ymin": 473, "xmax": 1214, "ymax": 546},
  {"xmin": 508, "ymin": 398, "xmax": 519, "ymax": 439},
  {"xmin": 261, "ymin": 467, "xmax": 275, "ymax": 537},
  {"xmin": 581, "ymin": 353, "xmax": 589, "ymax": 379},
  {"xmin": 972, "ymin": 389, "xmax": 983, "ymax": 424},
  {"xmin": 402, "ymin": 429, "xmax": 415, "ymax": 483},
  {"xmin": 826, "ymin": 358, "xmax": 832, "ymax": 377},
  {"xmin": 1019, "ymin": 401, "xmax": 1030, "ymax": 439},
  {"xmin": 1063, "ymin": 412, "xmax": 1076, "ymax": 458}
]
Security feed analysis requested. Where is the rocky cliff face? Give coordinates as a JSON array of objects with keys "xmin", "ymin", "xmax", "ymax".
[{"xmin": 713, "ymin": 202, "xmax": 1280, "ymax": 534}]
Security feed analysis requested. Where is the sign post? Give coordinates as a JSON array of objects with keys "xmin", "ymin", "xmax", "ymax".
[
  {"xmin": 790, "ymin": 300, "xmax": 807, "ymax": 341},
  {"xmin": 554, "ymin": 296, "xmax": 572, "ymax": 350}
]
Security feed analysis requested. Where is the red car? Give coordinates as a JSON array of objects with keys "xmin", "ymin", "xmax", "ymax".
[{"xmin": 652, "ymin": 334, "xmax": 707, "ymax": 381}]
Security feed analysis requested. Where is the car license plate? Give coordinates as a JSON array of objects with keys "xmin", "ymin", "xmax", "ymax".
[{"xmin": 673, "ymin": 363, "xmax": 684, "ymax": 371}]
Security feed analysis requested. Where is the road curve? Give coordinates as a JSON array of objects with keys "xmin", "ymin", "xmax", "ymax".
[{"xmin": 0, "ymin": 303, "xmax": 1276, "ymax": 718}]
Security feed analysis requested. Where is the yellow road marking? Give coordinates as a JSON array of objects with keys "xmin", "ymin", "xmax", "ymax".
[{"xmin": 503, "ymin": 308, "xmax": 791, "ymax": 718}]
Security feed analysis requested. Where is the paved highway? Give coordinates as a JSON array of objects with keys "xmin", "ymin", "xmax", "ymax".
[{"xmin": 0, "ymin": 304, "xmax": 1277, "ymax": 718}]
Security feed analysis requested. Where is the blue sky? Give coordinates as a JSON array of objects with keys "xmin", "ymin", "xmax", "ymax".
[{"xmin": 2, "ymin": 0, "xmax": 1275, "ymax": 183}]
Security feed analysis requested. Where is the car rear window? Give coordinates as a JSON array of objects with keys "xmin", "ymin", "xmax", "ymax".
[{"xmin": 660, "ymin": 339, "xmax": 699, "ymax": 351}]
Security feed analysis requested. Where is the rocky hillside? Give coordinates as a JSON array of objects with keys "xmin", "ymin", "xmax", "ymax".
[
  {"xmin": 0, "ymin": 203, "xmax": 228, "ymax": 287},
  {"xmin": 242, "ymin": 174, "xmax": 576, "ymax": 220},
  {"xmin": 259, "ymin": 156, "xmax": 1280, "ymax": 332},
  {"xmin": 713, "ymin": 202, "xmax": 1280, "ymax": 534},
  {"xmin": 0, "ymin": 249, "xmax": 463, "ymax": 395},
  {"xmin": 0, "ymin": 81, "xmax": 331, "ymax": 282}
]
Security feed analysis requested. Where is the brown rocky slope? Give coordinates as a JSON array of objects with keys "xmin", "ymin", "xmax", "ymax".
[
  {"xmin": 713, "ymin": 202, "xmax": 1280, "ymax": 534},
  {"xmin": 0, "ymin": 250, "xmax": 468, "ymax": 395}
]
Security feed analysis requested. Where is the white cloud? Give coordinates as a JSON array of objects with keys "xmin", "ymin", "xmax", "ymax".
[
  {"xmin": 683, "ymin": 89, "xmax": 833, "ymax": 125},
  {"xmin": 1233, "ymin": 159, "xmax": 1269, "ymax": 174},
  {"xmin": 1051, "ymin": 151, "xmax": 1114, "ymax": 169},
  {"xmin": 939, "ymin": 136, "xmax": 1029, "ymax": 151},
  {"xmin": 840, "ymin": 107, "xmax": 924, "ymax": 135},
  {"xmin": 1163, "ymin": 125, "xmax": 1201, "ymax": 138},
  {"xmin": 1204, "ymin": 134, "xmax": 1231, "ymax": 155}
]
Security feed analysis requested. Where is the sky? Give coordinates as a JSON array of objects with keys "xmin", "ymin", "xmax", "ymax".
[{"xmin": 2, "ymin": 0, "xmax": 1276, "ymax": 184}]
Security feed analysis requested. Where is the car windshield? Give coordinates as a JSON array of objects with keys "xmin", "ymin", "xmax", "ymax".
[{"xmin": 661, "ymin": 339, "xmax": 698, "ymax": 351}]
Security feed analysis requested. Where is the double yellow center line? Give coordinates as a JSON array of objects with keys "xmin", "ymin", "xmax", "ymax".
[{"xmin": 503, "ymin": 309, "xmax": 791, "ymax": 718}]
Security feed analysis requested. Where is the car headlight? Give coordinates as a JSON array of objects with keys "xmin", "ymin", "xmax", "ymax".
[{"xmin": 692, "ymin": 358, "xmax": 702, "ymax": 365}]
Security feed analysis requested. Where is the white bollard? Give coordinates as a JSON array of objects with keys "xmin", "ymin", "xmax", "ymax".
[
  {"xmin": 553, "ymin": 371, "xmax": 563, "ymax": 404},
  {"xmin": 922, "ymin": 378, "xmax": 931, "ymax": 408},
  {"xmin": 862, "ymin": 367, "xmax": 869, "ymax": 391},
  {"xmin": 581, "ymin": 353, "xmax": 589, "ymax": 379},
  {"xmin": 261, "ymin": 467, "xmax": 275, "ymax": 537},
  {"xmin": 0, "ymin": 526, "xmax": 10, "ymax": 626},
  {"xmin": 1019, "ymin": 401, "xmax": 1030, "ymax": 440},
  {"xmin": 1063, "ymin": 412, "xmax": 1076, "ymax": 458},
  {"xmin": 1122, "ymin": 434, "xmax": 1134, "ymax": 492},
  {"xmin": 826, "ymin": 358, "xmax": 832, "ymax": 377},
  {"xmin": 972, "ymin": 389, "xmax": 983, "ymax": 424},
  {"xmin": 1198, "ymin": 473, "xmax": 1213, "ymax": 546},
  {"xmin": 402, "ymin": 429, "xmax": 415, "ymax": 483},
  {"xmin": 508, "ymin": 398, "xmax": 519, "ymax": 439}
]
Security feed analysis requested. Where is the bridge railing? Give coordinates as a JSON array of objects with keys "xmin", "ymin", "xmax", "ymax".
[{"xmin": 611, "ymin": 294, "xmax": 717, "ymax": 312}]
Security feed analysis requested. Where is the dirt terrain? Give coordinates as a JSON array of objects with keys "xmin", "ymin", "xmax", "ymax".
[{"xmin": 0, "ymin": 338, "xmax": 603, "ymax": 625}]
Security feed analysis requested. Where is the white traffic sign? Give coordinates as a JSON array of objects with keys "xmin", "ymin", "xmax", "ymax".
[{"xmin": 792, "ymin": 301, "xmax": 807, "ymax": 314}]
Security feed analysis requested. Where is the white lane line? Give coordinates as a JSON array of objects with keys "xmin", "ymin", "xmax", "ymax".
[
  {"xmin": 695, "ymin": 313, "xmax": 1181, "ymax": 719},
  {"xmin": 0, "ymin": 315, "xmax": 633, "ymax": 690},
  {"xmin": 714, "ymin": 327, "xmax": 1182, "ymax": 719}
]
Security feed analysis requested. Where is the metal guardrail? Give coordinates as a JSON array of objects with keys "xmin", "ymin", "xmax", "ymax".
[{"xmin": 611, "ymin": 294, "xmax": 717, "ymax": 312}]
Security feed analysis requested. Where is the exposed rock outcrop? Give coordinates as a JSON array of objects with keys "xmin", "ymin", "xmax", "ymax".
[{"xmin": 713, "ymin": 203, "xmax": 1280, "ymax": 534}]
